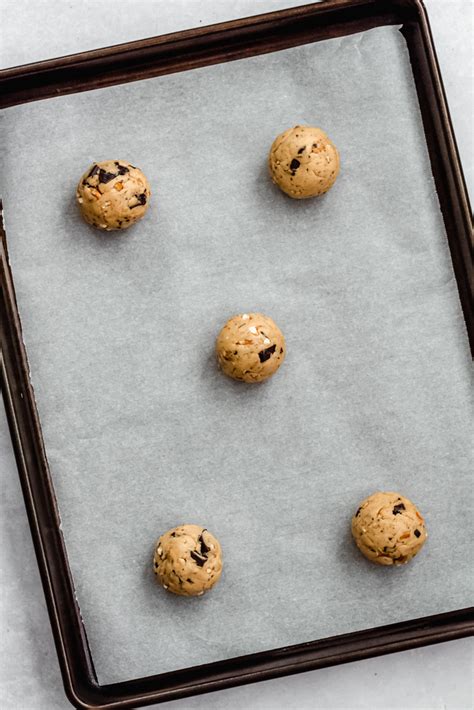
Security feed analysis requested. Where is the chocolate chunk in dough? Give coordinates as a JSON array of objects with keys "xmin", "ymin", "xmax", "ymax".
[
  {"xmin": 153, "ymin": 525, "xmax": 223, "ymax": 597},
  {"xmin": 351, "ymin": 492, "xmax": 427, "ymax": 566},
  {"xmin": 216, "ymin": 313, "xmax": 286, "ymax": 383},
  {"xmin": 76, "ymin": 159, "xmax": 151, "ymax": 231},
  {"xmin": 268, "ymin": 125, "xmax": 340, "ymax": 198}
]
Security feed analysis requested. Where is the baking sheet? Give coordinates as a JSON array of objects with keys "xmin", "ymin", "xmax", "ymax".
[{"xmin": 0, "ymin": 26, "xmax": 472, "ymax": 685}]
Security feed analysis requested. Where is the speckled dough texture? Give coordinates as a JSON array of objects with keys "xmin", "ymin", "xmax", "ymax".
[
  {"xmin": 76, "ymin": 160, "xmax": 151, "ymax": 230},
  {"xmin": 153, "ymin": 525, "xmax": 222, "ymax": 596},
  {"xmin": 351, "ymin": 492, "xmax": 427, "ymax": 566},
  {"xmin": 268, "ymin": 125, "xmax": 340, "ymax": 198},
  {"xmin": 216, "ymin": 313, "xmax": 286, "ymax": 382}
]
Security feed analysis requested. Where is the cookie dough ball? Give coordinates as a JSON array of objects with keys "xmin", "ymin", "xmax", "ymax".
[
  {"xmin": 76, "ymin": 160, "xmax": 151, "ymax": 230},
  {"xmin": 268, "ymin": 125, "xmax": 340, "ymax": 199},
  {"xmin": 351, "ymin": 492, "xmax": 427, "ymax": 566},
  {"xmin": 153, "ymin": 525, "xmax": 222, "ymax": 597},
  {"xmin": 216, "ymin": 312, "xmax": 286, "ymax": 383}
]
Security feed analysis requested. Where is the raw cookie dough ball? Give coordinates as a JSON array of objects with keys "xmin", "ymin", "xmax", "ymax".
[
  {"xmin": 76, "ymin": 160, "xmax": 151, "ymax": 230},
  {"xmin": 351, "ymin": 491, "xmax": 427, "ymax": 566},
  {"xmin": 268, "ymin": 125, "xmax": 340, "ymax": 199},
  {"xmin": 153, "ymin": 524, "xmax": 223, "ymax": 597},
  {"xmin": 216, "ymin": 312, "xmax": 286, "ymax": 383}
]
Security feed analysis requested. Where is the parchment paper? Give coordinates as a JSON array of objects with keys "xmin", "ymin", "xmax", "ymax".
[{"xmin": 1, "ymin": 26, "xmax": 472, "ymax": 685}]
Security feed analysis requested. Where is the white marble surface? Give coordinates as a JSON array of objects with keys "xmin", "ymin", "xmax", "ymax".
[{"xmin": 0, "ymin": 1, "xmax": 472, "ymax": 708}]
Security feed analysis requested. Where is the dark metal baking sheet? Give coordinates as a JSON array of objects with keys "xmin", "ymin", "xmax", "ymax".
[{"xmin": 0, "ymin": 1, "xmax": 472, "ymax": 707}]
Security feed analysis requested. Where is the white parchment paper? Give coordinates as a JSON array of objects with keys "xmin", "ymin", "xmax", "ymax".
[{"xmin": 1, "ymin": 26, "xmax": 472, "ymax": 685}]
